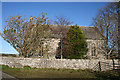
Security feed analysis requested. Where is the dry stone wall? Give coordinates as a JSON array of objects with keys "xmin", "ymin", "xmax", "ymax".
[{"xmin": 1, "ymin": 57, "xmax": 119, "ymax": 71}]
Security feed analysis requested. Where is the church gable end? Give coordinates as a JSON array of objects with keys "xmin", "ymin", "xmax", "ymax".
[{"xmin": 79, "ymin": 26, "xmax": 106, "ymax": 59}]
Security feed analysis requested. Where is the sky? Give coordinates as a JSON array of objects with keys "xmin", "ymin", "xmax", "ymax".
[{"xmin": 0, "ymin": 2, "xmax": 108, "ymax": 54}]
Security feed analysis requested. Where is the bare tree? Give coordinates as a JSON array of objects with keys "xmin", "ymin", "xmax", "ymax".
[
  {"xmin": 1, "ymin": 13, "xmax": 51, "ymax": 57},
  {"xmin": 117, "ymin": 2, "xmax": 120, "ymax": 59},
  {"xmin": 52, "ymin": 15, "xmax": 73, "ymax": 59},
  {"xmin": 93, "ymin": 2, "xmax": 119, "ymax": 59},
  {"xmin": 117, "ymin": 2, "xmax": 120, "ymax": 76}
]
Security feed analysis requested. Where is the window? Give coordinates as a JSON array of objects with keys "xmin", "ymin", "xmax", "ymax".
[{"xmin": 91, "ymin": 43, "xmax": 96, "ymax": 56}]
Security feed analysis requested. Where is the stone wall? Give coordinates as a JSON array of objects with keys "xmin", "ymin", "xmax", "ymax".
[{"xmin": 1, "ymin": 57, "xmax": 119, "ymax": 71}]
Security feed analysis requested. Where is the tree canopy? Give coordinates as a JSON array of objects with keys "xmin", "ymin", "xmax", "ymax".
[
  {"xmin": 53, "ymin": 15, "xmax": 73, "ymax": 59},
  {"xmin": 64, "ymin": 25, "xmax": 88, "ymax": 59},
  {"xmin": 1, "ymin": 13, "xmax": 51, "ymax": 57},
  {"xmin": 93, "ymin": 2, "xmax": 119, "ymax": 59}
]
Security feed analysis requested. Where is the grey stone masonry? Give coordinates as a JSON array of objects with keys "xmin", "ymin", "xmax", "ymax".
[{"xmin": 1, "ymin": 57, "xmax": 119, "ymax": 71}]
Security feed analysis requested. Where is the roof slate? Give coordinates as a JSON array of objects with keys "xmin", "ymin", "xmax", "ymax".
[
  {"xmin": 50, "ymin": 25, "xmax": 105, "ymax": 40},
  {"xmin": 80, "ymin": 26, "xmax": 105, "ymax": 40}
]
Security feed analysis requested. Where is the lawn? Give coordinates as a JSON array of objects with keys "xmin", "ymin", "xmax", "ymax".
[{"xmin": 1, "ymin": 65, "xmax": 120, "ymax": 80}]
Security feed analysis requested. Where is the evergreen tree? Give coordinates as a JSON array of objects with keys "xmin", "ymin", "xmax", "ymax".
[{"xmin": 64, "ymin": 25, "xmax": 88, "ymax": 59}]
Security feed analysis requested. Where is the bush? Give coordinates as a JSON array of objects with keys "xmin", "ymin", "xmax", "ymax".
[
  {"xmin": 24, "ymin": 66, "xmax": 31, "ymax": 69},
  {"xmin": 67, "ymin": 55, "xmax": 87, "ymax": 59}
]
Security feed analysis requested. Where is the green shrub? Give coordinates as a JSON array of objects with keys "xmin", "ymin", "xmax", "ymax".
[
  {"xmin": 67, "ymin": 55, "xmax": 87, "ymax": 59},
  {"xmin": 64, "ymin": 25, "xmax": 88, "ymax": 59},
  {"xmin": 52, "ymin": 68, "xmax": 57, "ymax": 71},
  {"xmin": 69, "ymin": 69, "xmax": 77, "ymax": 73},
  {"xmin": 24, "ymin": 66, "xmax": 31, "ymax": 70}
]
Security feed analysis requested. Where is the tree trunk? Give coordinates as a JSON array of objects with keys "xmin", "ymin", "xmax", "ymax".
[
  {"xmin": 61, "ymin": 40, "xmax": 63, "ymax": 59},
  {"xmin": 41, "ymin": 45, "xmax": 43, "ymax": 56},
  {"xmin": 106, "ymin": 26, "xmax": 109, "ymax": 59}
]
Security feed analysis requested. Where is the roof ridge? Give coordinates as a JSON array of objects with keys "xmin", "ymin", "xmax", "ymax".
[{"xmin": 79, "ymin": 26, "xmax": 95, "ymax": 28}]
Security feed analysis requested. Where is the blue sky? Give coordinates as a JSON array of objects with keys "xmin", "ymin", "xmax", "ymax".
[{"xmin": 1, "ymin": 2, "xmax": 108, "ymax": 54}]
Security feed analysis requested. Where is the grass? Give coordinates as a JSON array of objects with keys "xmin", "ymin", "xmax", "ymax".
[{"xmin": 1, "ymin": 65, "xmax": 120, "ymax": 80}]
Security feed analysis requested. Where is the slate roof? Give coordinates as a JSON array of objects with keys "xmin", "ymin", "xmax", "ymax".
[
  {"xmin": 50, "ymin": 25, "xmax": 106, "ymax": 40},
  {"xmin": 80, "ymin": 26, "xmax": 106, "ymax": 40}
]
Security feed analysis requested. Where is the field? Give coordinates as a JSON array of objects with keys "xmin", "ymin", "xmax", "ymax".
[{"xmin": 1, "ymin": 65, "xmax": 120, "ymax": 80}]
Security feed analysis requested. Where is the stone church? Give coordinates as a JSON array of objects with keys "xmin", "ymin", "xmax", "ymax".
[
  {"xmin": 42, "ymin": 26, "xmax": 106, "ymax": 59},
  {"xmin": 28, "ymin": 17, "xmax": 106, "ymax": 59}
]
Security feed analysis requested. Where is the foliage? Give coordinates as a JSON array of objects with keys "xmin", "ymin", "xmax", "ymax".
[
  {"xmin": 24, "ymin": 66, "xmax": 31, "ymax": 70},
  {"xmin": 93, "ymin": 3, "xmax": 119, "ymax": 58},
  {"xmin": 1, "ymin": 13, "xmax": 51, "ymax": 57},
  {"xmin": 64, "ymin": 25, "xmax": 88, "ymax": 59}
]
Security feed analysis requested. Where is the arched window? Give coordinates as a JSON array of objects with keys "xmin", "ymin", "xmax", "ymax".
[{"xmin": 91, "ymin": 43, "xmax": 96, "ymax": 56}]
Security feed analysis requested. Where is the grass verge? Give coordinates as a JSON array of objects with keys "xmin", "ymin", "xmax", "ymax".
[{"xmin": 1, "ymin": 65, "xmax": 120, "ymax": 80}]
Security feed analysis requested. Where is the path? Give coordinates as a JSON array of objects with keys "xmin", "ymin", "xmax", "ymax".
[{"xmin": 2, "ymin": 72, "xmax": 19, "ymax": 80}]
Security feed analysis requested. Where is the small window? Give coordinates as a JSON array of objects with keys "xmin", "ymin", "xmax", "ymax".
[{"xmin": 91, "ymin": 43, "xmax": 96, "ymax": 56}]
